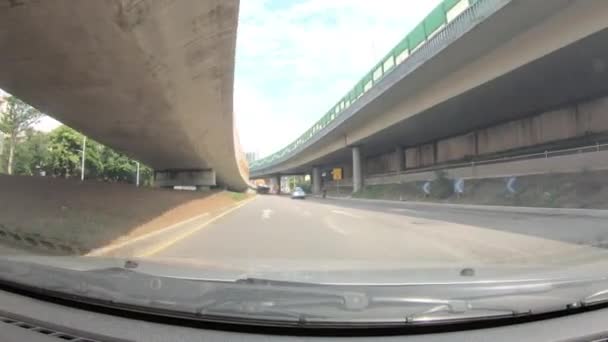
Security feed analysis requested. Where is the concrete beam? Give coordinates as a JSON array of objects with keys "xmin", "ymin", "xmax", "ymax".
[{"xmin": 154, "ymin": 169, "xmax": 216, "ymax": 189}]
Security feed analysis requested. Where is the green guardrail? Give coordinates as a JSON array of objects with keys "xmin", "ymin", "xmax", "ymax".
[{"xmin": 250, "ymin": 0, "xmax": 479, "ymax": 171}]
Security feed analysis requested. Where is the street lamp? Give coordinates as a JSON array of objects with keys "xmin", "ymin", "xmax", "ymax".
[
  {"xmin": 135, "ymin": 161, "xmax": 140, "ymax": 187},
  {"xmin": 80, "ymin": 136, "xmax": 87, "ymax": 181}
]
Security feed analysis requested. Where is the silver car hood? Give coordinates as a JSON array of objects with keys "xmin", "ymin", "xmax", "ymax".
[{"xmin": 2, "ymin": 254, "xmax": 608, "ymax": 285}]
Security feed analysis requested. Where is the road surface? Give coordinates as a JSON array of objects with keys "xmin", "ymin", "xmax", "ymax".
[{"xmin": 152, "ymin": 196, "xmax": 608, "ymax": 271}]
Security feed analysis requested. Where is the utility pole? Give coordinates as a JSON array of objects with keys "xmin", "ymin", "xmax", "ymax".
[
  {"xmin": 80, "ymin": 136, "xmax": 87, "ymax": 181},
  {"xmin": 136, "ymin": 161, "xmax": 140, "ymax": 187}
]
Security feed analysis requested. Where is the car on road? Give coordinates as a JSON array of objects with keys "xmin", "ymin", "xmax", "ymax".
[
  {"xmin": 256, "ymin": 185, "xmax": 270, "ymax": 194},
  {"xmin": 291, "ymin": 187, "xmax": 306, "ymax": 199}
]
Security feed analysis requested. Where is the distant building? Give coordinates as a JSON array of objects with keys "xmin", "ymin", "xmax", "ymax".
[{"xmin": 245, "ymin": 152, "xmax": 258, "ymax": 164}]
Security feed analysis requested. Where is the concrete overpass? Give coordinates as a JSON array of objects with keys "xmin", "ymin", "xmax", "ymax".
[
  {"xmin": 249, "ymin": 0, "xmax": 608, "ymax": 193},
  {"xmin": 0, "ymin": 0, "xmax": 249, "ymax": 190}
]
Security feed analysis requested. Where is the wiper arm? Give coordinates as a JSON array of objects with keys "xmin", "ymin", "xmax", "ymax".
[
  {"xmin": 210, "ymin": 278, "xmax": 533, "ymax": 326},
  {"xmin": 3, "ymin": 260, "xmax": 608, "ymax": 328},
  {"xmin": 404, "ymin": 301, "xmax": 525, "ymax": 324}
]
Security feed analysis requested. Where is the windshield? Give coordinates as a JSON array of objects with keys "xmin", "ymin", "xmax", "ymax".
[{"xmin": 1, "ymin": 0, "xmax": 608, "ymax": 332}]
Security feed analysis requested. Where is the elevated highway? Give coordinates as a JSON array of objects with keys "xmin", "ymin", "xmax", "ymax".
[
  {"xmin": 0, "ymin": 0, "xmax": 248, "ymax": 190},
  {"xmin": 250, "ymin": 0, "xmax": 608, "ymax": 193}
]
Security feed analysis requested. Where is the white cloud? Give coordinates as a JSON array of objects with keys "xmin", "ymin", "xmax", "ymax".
[{"xmin": 234, "ymin": 0, "xmax": 442, "ymax": 157}]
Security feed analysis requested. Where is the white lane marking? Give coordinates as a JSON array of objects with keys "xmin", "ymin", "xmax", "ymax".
[
  {"xmin": 262, "ymin": 209, "xmax": 273, "ymax": 220},
  {"xmin": 331, "ymin": 209, "xmax": 363, "ymax": 219},
  {"xmin": 293, "ymin": 205, "xmax": 312, "ymax": 217},
  {"xmin": 325, "ymin": 219, "xmax": 349, "ymax": 236},
  {"xmin": 86, "ymin": 213, "xmax": 210, "ymax": 256}
]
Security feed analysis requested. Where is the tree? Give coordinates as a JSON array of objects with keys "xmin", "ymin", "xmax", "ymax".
[
  {"xmin": 5, "ymin": 122, "xmax": 154, "ymax": 185},
  {"xmin": 12, "ymin": 129, "xmax": 50, "ymax": 176},
  {"xmin": 45, "ymin": 125, "xmax": 153, "ymax": 184},
  {"xmin": 47, "ymin": 125, "xmax": 83, "ymax": 178},
  {"xmin": 0, "ymin": 96, "xmax": 43, "ymax": 174}
]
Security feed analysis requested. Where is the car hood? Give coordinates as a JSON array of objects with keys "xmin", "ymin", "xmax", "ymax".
[{"xmin": 3, "ymin": 254, "xmax": 608, "ymax": 285}]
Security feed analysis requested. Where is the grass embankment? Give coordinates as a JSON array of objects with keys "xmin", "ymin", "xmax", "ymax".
[{"xmin": 0, "ymin": 175, "xmax": 251, "ymax": 254}]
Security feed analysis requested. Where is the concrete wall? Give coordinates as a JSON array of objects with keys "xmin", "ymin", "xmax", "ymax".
[
  {"xmin": 405, "ymin": 147, "xmax": 419, "ymax": 169},
  {"xmin": 404, "ymin": 143, "xmax": 437, "ymax": 169},
  {"xmin": 402, "ymin": 95, "xmax": 608, "ymax": 169},
  {"xmin": 437, "ymin": 132, "xmax": 476, "ymax": 162},
  {"xmin": 365, "ymin": 149, "xmax": 608, "ymax": 186},
  {"xmin": 365, "ymin": 152, "xmax": 396, "ymax": 175},
  {"xmin": 477, "ymin": 117, "xmax": 535, "ymax": 155},
  {"xmin": 535, "ymin": 107, "xmax": 578, "ymax": 142},
  {"xmin": 577, "ymin": 97, "xmax": 608, "ymax": 134},
  {"xmin": 420, "ymin": 143, "xmax": 436, "ymax": 166},
  {"xmin": 477, "ymin": 107, "xmax": 579, "ymax": 155}
]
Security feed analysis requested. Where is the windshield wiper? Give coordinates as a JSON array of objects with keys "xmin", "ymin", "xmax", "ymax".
[
  {"xmin": 1, "ymin": 259, "xmax": 608, "ymax": 328},
  {"xmin": 194, "ymin": 278, "xmax": 541, "ymax": 327}
]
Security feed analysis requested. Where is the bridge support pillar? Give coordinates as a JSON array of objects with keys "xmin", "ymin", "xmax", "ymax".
[
  {"xmin": 274, "ymin": 175, "xmax": 281, "ymax": 194},
  {"xmin": 352, "ymin": 146, "xmax": 363, "ymax": 193},
  {"xmin": 154, "ymin": 169, "xmax": 216, "ymax": 189},
  {"xmin": 312, "ymin": 167, "xmax": 321, "ymax": 194}
]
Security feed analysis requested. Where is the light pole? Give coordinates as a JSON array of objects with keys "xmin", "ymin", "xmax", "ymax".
[
  {"xmin": 80, "ymin": 136, "xmax": 87, "ymax": 181},
  {"xmin": 135, "ymin": 161, "xmax": 140, "ymax": 187}
]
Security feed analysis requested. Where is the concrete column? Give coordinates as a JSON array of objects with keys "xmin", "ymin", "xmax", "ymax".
[
  {"xmin": 312, "ymin": 167, "xmax": 321, "ymax": 194},
  {"xmin": 352, "ymin": 146, "xmax": 363, "ymax": 193},
  {"xmin": 274, "ymin": 175, "xmax": 281, "ymax": 194},
  {"xmin": 395, "ymin": 146, "xmax": 405, "ymax": 172}
]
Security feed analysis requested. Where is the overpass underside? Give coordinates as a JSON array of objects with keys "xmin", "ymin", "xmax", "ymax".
[
  {"xmin": 251, "ymin": 0, "xmax": 608, "ymax": 193},
  {"xmin": 0, "ymin": 0, "xmax": 248, "ymax": 190}
]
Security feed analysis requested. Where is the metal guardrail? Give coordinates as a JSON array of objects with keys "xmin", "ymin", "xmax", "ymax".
[
  {"xmin": 250, "ymin": 0, "xmax": 499, "ymax": 172},
  {"xmin": 367, "ymin": 142, "xmax": 608, "ymax": 179}
]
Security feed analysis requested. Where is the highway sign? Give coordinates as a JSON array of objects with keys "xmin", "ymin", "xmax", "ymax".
[{"xmin": 332, "ymin": 168, "xmax": 343, "ymax": 180}]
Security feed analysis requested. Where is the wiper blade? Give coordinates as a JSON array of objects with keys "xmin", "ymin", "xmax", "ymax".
[
  {"xmin": 404, "ymin": 302, "xmax": 526, "ymax": 324},
  {"xmin": 2, "ymin": 259, "xmax": 608, "ymax": 328}
]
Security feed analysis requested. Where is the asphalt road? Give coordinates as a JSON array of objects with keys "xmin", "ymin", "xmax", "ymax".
[{"xmin": 153, "ymin": 195, "xmax": 608, "ymax": 271}]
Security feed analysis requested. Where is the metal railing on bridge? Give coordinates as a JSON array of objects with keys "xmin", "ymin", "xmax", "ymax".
[{"xmin": 250, "ymin": 0, "xmax": 485, "ymax": 172}]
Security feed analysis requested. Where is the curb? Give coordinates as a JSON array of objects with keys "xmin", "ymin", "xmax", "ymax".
[
  {"xmin": 321, "ymin": 196, "xmax": 608, "ymax": 218},
  {"xmin": 87, "ymin": 196, "xmax": 257, "ymax": 257}
]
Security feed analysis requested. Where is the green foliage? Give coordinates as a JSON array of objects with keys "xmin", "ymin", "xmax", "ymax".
[
  {"xmin": 2, "ymin": 124, "xmax": 153, "ymax": 185},
  {"xmin": 0, "ymin": 96, "xmax": 44, "ymax": 174},
  {"xmin": 295, "ymin": 181, "xmax": 312, "ymax": 194},
  {"xmin": 0, "ymin": 96, "xmax": 43, "ymax": 136},
  {"xmin": 12, "ymin": 129, "xmax": 50, "ymax": 176},
  {"xmin": 431, "ymin": 170, "xmax": 453, "ymax": 199},
  {"xmin": 47, "ymin": 125, "xmax": 83, "ymax": 178},
  {"xmin": 353, "ymin": 185, "xmax": 386, "ymax": 199}
]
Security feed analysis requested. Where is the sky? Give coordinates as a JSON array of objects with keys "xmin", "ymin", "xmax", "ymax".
[
  {"xmin": 3, "ymin": 0, "xmax": 441, "ymax": 152},
  {"xmin": 234, "ymin": 0, "xmax": 441, "ymax": 157}
]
